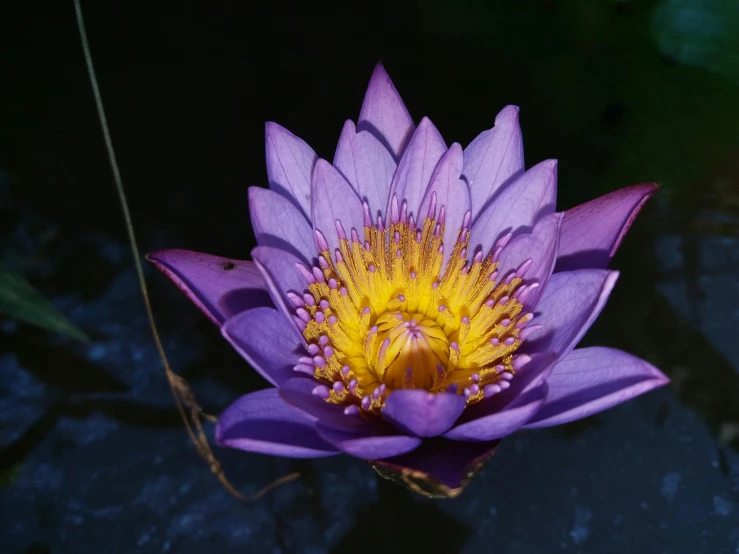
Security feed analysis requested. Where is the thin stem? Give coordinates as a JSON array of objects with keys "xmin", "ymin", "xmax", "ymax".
[{"xmin": 72, "ymin": 0, "xmax": 297, "ymax": 500}]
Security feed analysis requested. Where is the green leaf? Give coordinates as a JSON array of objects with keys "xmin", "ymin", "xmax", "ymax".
[{"xmin": 0, "ymin": 267, "xmax": 89, "ymax": 342}]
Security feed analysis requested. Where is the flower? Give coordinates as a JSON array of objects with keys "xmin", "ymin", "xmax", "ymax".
[{"xmin": 148, "ymin": 63, "xmax": 668, "ymax": 498}]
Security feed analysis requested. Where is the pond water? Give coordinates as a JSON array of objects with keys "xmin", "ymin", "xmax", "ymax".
[{"xmin": 1, "ymin": 1, "xmax": 738, "ymax": 552}]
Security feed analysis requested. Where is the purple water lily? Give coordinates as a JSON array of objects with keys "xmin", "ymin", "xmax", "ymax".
[{"xmin": 149, "ymin": 63, "xmax": 668, "ymax": 497}]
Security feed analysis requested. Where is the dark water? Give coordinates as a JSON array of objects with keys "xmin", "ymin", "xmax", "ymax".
[{"xmin": 1, "ymin": 1, "xmax": 738, "ymax": 552}]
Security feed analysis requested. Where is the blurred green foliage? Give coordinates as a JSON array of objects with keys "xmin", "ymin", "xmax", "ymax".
[{"xmin": 0, "ymin": 267, "xmax": 88, "ymax": 342}]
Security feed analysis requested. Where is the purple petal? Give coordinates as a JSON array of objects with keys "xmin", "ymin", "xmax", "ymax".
[
  {"xmin": 333, "ymin": 120, "xmax": 397, "ymax": 221},
  {"xmin": 556, "ymin": 184, "xmax": 658, "ymax": 271},
  {"xmin": 249, "ymin": 186, "xmax": 315, "ymax": 263},
  {"xmin": 221, "ymin": 307, "xmax": 303, "ymax": 386},
  {"xmin": 443, "ymin": 384, "xmax": 547, "ymax": 441},
  {"xmin": 357, "ymin": 62, "xmax": 415, "ymax": 161},
  {"xmin": 315, "ymin": 421, "xmax": 421, "ymax": 460},
  {"xmin": 372, "ymin": 437, "xmax": 500, "ymax": 492},
  {"xmin": 147, "ymin": 249, "xmax": 271, "ymax": 327},
  {"xmin": 311, "ymin": 159, "xmax": 365, "ymax": 254},
  {"xmin": 382, "ymin": 390, "xmax": 467, "ymax": 438},
  {"xmin": 525, "ymin": 347, "xmax": 669, "ymax": 428},
  {"xmin": 496, "ymin": 212, "xmax": 562, "ymax": 308},
  {"xmin": 216, "ymin": 388, "xmax": 338, "ymax": 458},
  {"xmin": 463, "ymin": 105, "xmax": 525, "ymax": 218},
  {"xmin": 280, "ymin": 379, "xmax": 422, "ymax": 459},
  {"xmin": 469, "ymin": 159, "xmax": 557, "ymax": 255},
  {"xmin": 251, "ymin": 246, "xmax": 307, "ymax": 333},
  {"xmin": 418, "ymin": 143, "xmax": 472, "ymax": 267},
  {"xmin": 442, "ymin": 354, "xmax": 556, "ymax": 443},
  {"xmin": 265, "ymin": 122, "xmax": 318, "ymax": 220},
  {"xmin": 279, "ymin": 377, "xmax": 364, "ymax": 431},
  {"xmin": 456, "ymin": 352, "xmax": 558, "ymax": 422},
  {"xmin": 386, "ymin": 117, "xmax": 447, "ymax": 219},
  {"xmin": 524, "ymin": 269, "xmax": 619, "ymax": 358}
]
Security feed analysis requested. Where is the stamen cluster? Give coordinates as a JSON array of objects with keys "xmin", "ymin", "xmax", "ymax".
[{"xmin": 289, "ymin": 194, "xmax": 537, "ymax": 415}]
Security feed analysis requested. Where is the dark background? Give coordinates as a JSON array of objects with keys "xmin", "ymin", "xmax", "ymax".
[{"xmin": 1, "ymin": 0, "xmax": 738, "ymax": 552}]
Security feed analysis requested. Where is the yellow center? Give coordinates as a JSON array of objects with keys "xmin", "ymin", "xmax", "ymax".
[
  {"xmin": 296, "ymin": 201, "xmax": 533, "ymax": 414},
  {"xmin": 370, "ymin": 311, "xmax": 449, "ymax": 390}
]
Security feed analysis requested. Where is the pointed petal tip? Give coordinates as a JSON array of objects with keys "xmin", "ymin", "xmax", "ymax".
[
  {"xmin": 147, "ymin": 248, "xmax": 196, "ymax": 265},
  {"xmin": 417, "ymin": 115, "xmax": 436, "ymax": 130},
  {"xmin": 463, "ymin": 108, "xmax": 525, "ymax": 217},
  {"xmin": 312, "ymin": 157, "xmax": 332, "ymax": 176},
  {"xmin": 146, "ymin": 249, "xmax": 272, "ymax": 326},
  {"xmin": 145, "ymin": 249, "xmax": 189, "ymax": 274},
  {"xmin": 362, "ymin": 62, "xmax": 399, "ymax": 102},
  {"xmin": 555, "ymin": 182, "xmax": 660, "ymax": 271},
  {"xmin": 526, "ymin": 347, "xmax": 670, "ymax": 429},
  {"xmin": 539, "ymin": 158, "xmax": 558, "ymax": 171},
  {"xmin": 620, "ymin": 182, "xmax": 660, "ymax": 203},
  {"xmin": 145, "ymin": 249, "xmax": 165, "ymax": 264},
  {"xmin": 643, "ymin": 182, "xmax": 660, "ymax": 194},
  {"xmin": 264, "ymin": 120, "xmax": 281, "ymax": 136},
  {"xmin": 371, "ymin": 60, "xmax": 389, "ymax": 77},
  {"xmin": 246, "ymin": 185, "xmax": 258, "ymax": 203},
  {"xmin": 606, "ymin": 269, "xmax": 620, "ymax": 288},
  {"xmin": 609, "ymin": 183, "xmax": 659, "ymax": 255},
  {"xmin": 311, "ymin": 158, "xmax": 335, "ymax": 187},
  {"xmin": 495, "ymin": 105, "xmax": 520, "ymax": 123},
  {"xmin": 653, "ymin": 370, "xmax": 671, "ymax": 387},
  {"xmin": 340, "ymin": 119, "xmax": 356, "ymax": 135},
  {"xmin": 528, "ymin": 158, "xmax": 558, "ymax": 185},
  {"xmin": 265, "ymin": 120, "xmax": 304, "ymax": 143},
  {"xmin": 311, "ymin": 158, "xmax": 364, "ymax": 253},
  {"xmin": 359, "ymin": 63, "xmax": 414, "ymax": 159}
]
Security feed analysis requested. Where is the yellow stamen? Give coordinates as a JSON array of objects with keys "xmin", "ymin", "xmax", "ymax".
[{"xmin": 300, "ymin": 204, "xmax": 528, "ymax": 413}]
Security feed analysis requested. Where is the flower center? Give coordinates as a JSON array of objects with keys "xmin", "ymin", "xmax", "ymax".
[
  {"xmin": 369, "ymin": 311, "xmax": 449, "ymax": 390},
  {"xmin": 291, "ymin": 195, "xmax": 536, "ymax": 415}
]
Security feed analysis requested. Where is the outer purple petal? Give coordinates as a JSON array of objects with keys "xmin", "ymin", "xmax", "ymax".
[
  {"xmin": 386, "ymin": 117, "xmax": 447, "ymax": 219},
  {"xmin": 463, "ymin": 105, "xmax": 525, "ymax": 218},
  {"xmin": 556, "ymin": 184, "xmax": 658, "ymax": 272},
  {"xmin": 469, "ymin": 160, "xmax": 557, "ymax": 255},
  {"xmin": 524, "ymin": 269, "xmax": 619, "ymax": 358},
  {"xmin": 315, "ymin": 421, "xmax": 422, "ymax": 460},
  {"xmin": 382, "ymin": 390, "xmax": 467, "ymax": 437},
  {"xmin": 495, "ymin": 212, "xmax": 561, "ymax": 308},
  {"xmin": 279, "ymin": 377, "xmax": 365, "ymax": 430},
  {"xmin": 249, "ymin": 186, "xmax": 315, "ymax": 264},
  {"xmin": 372, "ymin": 437, "xmax": 500, "ymax": 492},
  {"xmin": 525, "ymin": 347, "xmax": 669, "ymax": 428},
  {"xmin": 221, "ymin": 307, "xmax": 303, "ymax": 386},
  {"xmin": 357, "ymin": 62, "xmax": 415, "ymax": 161},
  {"xmin": 443, "ymin": 384, "xmax": 547, "ymax": 441},
  {"xmin": 333, "ymin": 120, "xmax": 397, "ymax": 221},
  {"xmin": 311, "ymin": 159, "xmax": 365, "ymax": 254},
  {"xmin": 251, "ymin": 246, "xmax": 306, "ymax": 334},
  {"xmin": 279, "ymin": 378, "xmax": 421, "ymax": 459},
  {"xmin": 147, "ymin": 249, "xmax": 271, "ymax": 327},
  {"xmin": 265, "ymin": 122, "xmax": 318, "ymax": 220},
  {"xmin": 216, "ymin": 388, "xmax": 339, "ymax": 458},
  {"xmin": 418, "ymin": 143, "xmax": 472, "ymax": 268}
]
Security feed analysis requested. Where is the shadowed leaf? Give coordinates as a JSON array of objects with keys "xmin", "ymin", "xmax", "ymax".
[{"xmin": 0, "ymin": 267, "xmax": 88, "ymax": 342}]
